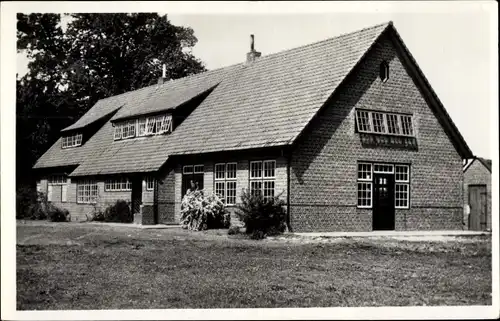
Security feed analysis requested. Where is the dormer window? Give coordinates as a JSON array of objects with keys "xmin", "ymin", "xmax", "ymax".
[
  {"xmin": 62, "ymin": 133, "xmax": 83, "ymax": 148},
  {"xmin": 355, "ymin": 109, "xmax": 414, "ymax": 137},
  {"xmin": 380, "ymin": 61, "xmax": 389, "ymax": 82},
  {"xmin": 114, "ymin": 113, "xmax": 173, "ymax": 141}
]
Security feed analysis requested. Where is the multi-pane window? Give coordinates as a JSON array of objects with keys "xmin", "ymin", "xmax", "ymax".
[
  {"xmin": 249, "ymin": 160, "xmax": 276, "ymax": 201},
  {"xmin": 355, "ymin": 109, "xmax": 414, "ymax": 137},
  {"xmin": 77, "ymin": 180, "xmax": 98, "ymax": 204},
  {"xmin": 48, "ymin": 175, "xmax": 66, "ymax": 185},
  {"xmin": 104, "ymin": 178, "xmax": 132, "ymax": 191},
  {"xmin": 372, "ymin": 112, "xmax": 385, "ymax": 133},
  {"xmin": 214, "ymin": 163, "xmax": 237, "ymax": 205},
  {"xmin": 357, "ymin": 162, "xmax": 410, "ymax": 209},
  {"xmin": 395, "ymin": 165, "xmax": 410, "ymax": 208},
  {"xmin": 387, "ymin": 114, "xmax": 400, "ymax": 134},
  {"xmin": 145, "ymin": 177, "xmax": 155, "ymax": 191},
  {"xmin": 400, "ymin": 115, "xmax": 413, "ymax": 136},
  {"xmin": 356, "ymin": 110, "xmax": 371, "ymax": 132},
  {"xmin": 62, "ymin": 133, "xmax": 83, "ymax": 148},
  {"xmin": 357, "ymin": 163, "xmax": 372, "ymax": 208},
  {"xmin": 114, "ymin": 114, "xmax": 173, "ymax": 141}
]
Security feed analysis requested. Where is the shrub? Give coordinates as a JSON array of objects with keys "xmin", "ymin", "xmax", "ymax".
[
  {"xmin": 227, "ymin": 226, "xmax": 240, "ymax": 235},
  {"xmin": 47, "ymin": 205, "xmax": 70, "ymax": 222},
  {"xmin": 235, "ymin": 190, "xmax": 286, "ymax": 240},
  {"xmin": 101, "ymin": 200, "xmax": 133, "ymax": 223},
  {"xmin": 180, "ymin": 189, "xmax": 227, "ymax": 231},
  {"xmin": 16, "ymin": 185, "xmax": 40, "ymax": 219}
]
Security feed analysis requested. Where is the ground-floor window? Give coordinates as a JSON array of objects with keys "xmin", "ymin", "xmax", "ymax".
[
  {"xmin": 356, "ymin": 162, "xmax": 410, "ymax": 209},
  {"xmin": 104, "ymin": 177, "xmax": 132, "ymax": 191},
  {"xmin": 249, "ymin": 160, "xmax": 276, "ymax": 201},
  {"xmin": 145, "ymin": 177, "xmax": 155, "ymax": 191},
  {"xmin": 182, "ymin": 164, "xmax": 204, "ymax": 196},
  {"xmin": 77, "ymin": 180, "xmax": 98, "ymax": 204},
  {"xmin": 214, "ymin": 163, "xmax": 237, "ymax": 205}
]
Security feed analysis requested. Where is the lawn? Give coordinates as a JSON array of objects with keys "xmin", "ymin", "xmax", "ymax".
[{"xmin": 16, "ymin": 221, "xmax": 492, "ymax": 310}]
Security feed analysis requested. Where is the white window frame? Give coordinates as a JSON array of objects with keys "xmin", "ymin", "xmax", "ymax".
[
  {"xmin": 355, "ymin": 109, "xmax": 414, "ymax": 138},
  {"xmin": 48, "ymin": 175, "xmax": 67, "ymax": 185},
  {"xmin": 395, "ymin": 165, "xmax": 410, "ymax": 209},
  {"xmin": 145, "ymin": 177, "xmax": 155, "ymax": 191},
  {"xmin": 193, "ymin": 165, "xmax": 204, "ymax": 174},
  {"xmin": 104, "ymin": 177, "xmax": 132, "ymax": 192},
  {"xmin": 183, "ymin": 165, "xmax": 193, "ymax": 174},
  {"xmin": 77, "ymin": 180, "xmax": 98, "ymax": 204},
  {"xmin": 249, "ymin": 160, "xmax": 276, "ymax": 200},
  {"xmin": 214, "ymin": 162, "xmax": 237, "ymax": 205},
  {"xmin": 357, "ymin": 163, "xmax": 373, "ymax": 208},
  {"xmin": 62, "ymin": 133, "xmax": 83, "ymax": 148}
]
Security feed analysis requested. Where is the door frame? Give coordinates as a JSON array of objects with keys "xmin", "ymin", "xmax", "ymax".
[
  {"xmin": 468, "ymin": 184, "xmax": 487, "ymax": 231},
  {"xmin": 372, "ymin": 172, "xmax": 396, "ymax": 231}
]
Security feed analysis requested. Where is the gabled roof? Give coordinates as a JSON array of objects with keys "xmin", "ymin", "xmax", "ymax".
[
  {"xmin": 34, "ymin": 21, "xmax": 473, "ymax": 176},
  {"xmin": 464, "ymin": 157, "xmax": 492, "ymax": 173}
]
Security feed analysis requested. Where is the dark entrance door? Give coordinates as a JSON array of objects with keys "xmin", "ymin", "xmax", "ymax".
[
  {"xmin": 469, "ymin": 185, "xmax": 487, "ymax": 231},
  {"xmin": 373, "ymin": 173, "xmax": 395, "ymax": 230},
  {"xmin": 131, "ymin": 177, "xmax": 142, "ymax": 215}
]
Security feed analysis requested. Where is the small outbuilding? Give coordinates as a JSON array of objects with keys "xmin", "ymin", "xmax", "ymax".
[{"xmin": 463, "ymin": 157, "xmax": 492, "ymax": 231}]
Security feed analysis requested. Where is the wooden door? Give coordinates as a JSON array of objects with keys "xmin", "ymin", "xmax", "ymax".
[
  {"xmin": 131, "ymin": 177, "xmax": 142, "ymax": 215},
  {"xmin": 469, "ymin": 185, "xmax": 487, "ymax": 231},
  {"xmin": 373, "ymin": 173, "xmax": 395, "ymax": 230}
]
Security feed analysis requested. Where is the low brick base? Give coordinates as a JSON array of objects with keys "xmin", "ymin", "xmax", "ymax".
[{"xmin": 290, "ymin": 205, "xmax": 463, "ymax": 232}]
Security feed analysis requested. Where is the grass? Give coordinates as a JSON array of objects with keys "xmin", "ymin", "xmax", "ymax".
[{"xmin": 16, "ymin": 221, "xmax": 492, "ymax": 310}]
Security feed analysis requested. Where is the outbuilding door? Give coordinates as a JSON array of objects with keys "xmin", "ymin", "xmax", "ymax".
[
  {"xmin": 468, "ymin": 185, "xmax": 487, "ymax": 231},
  {"xmin": 373, "ymin": 173, "xmax": 395, "ymax": 230}
]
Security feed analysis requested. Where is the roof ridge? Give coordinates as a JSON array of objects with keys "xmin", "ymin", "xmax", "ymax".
[{"xmin": 250, "ymin": 21, "xmax": 392, "ymax": 63}]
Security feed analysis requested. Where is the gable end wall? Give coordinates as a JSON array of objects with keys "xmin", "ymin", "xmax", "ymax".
[{"xmin": 289, "ymin": 33, "xmax": 464, "ymax": 232}]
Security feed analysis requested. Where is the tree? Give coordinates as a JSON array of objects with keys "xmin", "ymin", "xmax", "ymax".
[{"xmin": 16, "ymin": 13, "xmax": 206, "ymax": 186}]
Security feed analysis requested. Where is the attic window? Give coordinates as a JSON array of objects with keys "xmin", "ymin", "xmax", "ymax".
[
  {"xmin": 114, "ymin": 113, "xmax": 172, "ymax": 141},
  {"xmin": 355, "ymin": 109, "xmax": 414, "ymax": 137},
  {"xmin": 62, "ymin": 133, "xmax": 82, "ymax": 148},
  {"xmin": 380, "ymin": 61, "xmax": 389, "ymax": 82}
]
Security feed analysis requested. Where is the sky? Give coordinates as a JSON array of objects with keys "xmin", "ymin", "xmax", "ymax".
[{"xmin": 15, "ymin": 5, "xmax": 495, "ymax": 159}]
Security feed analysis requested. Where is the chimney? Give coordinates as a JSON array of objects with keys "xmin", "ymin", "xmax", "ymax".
[
  {"xmin": 158, "ymin": 64, "xmax": 167, "ymax": 85},
  {"xmin": 246, "ymin": 34, "xmax": 261, "ymax": 64}
]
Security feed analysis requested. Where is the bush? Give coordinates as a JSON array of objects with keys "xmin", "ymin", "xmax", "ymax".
[
  {"xmin": 100, "ymin": 200, "xmax": 133, "ymax": 223},
  {"xmin": 47, "ymin": 205, "xmax": 70, "ymax": 222},
  {"xmin": 235, "ymin": 190, "xmax": 286, "ymax": 240},
  {"xmin": 16, "ymin": 185, "xmax": 40, "ymax": 219},
  {"xmin": 227, "ymin": 226, "xmax": 240, "ymax": 235},
  {"xmin": 180, "ymin": 189, "xmax": 227, "ymax": 231}
]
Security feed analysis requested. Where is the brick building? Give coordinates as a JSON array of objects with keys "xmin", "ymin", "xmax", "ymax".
[
  {"xmin": 33, "ymin": 22, "xmax": 473, "ymax": 231},
  {"xmin": 463, "ymin": 157, "xmax": 492, "ymax": 231}
]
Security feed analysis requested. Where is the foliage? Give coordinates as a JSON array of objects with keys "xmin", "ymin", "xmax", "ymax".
[
  {"xmin": 16, "ymin": 185, "xmax": 40, "ymax": 219},
  {"xmin": 227, "ymin": 226, "xmax": 241, "ymax": 235},
  {"xmin": 96, "ymin": 200, "xmax": 133, "ymax": 223},
  {"xmin": 180, "ymin": 189, "xmax": 227, "ymax": 231},
  {"xmin": 16, "ymin": 13, "xmax": 206, "ymax": 187},
  {"xmin": 235, "ymin": 190, "xmax": 287, "ymax": 240},
  {"xmin": 47, "ymin": 206, "xmax": 70, "ymax": 222}
]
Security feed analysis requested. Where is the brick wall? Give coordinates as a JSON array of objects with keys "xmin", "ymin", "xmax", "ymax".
[
  {"xmin": 41, "ymin": 175, "xmax": 154, "ymax": 222},
  {"xmin": 166, "ymin": 154, "xmax": 288, "ymax": 226},
  {"xmin": 464, "ymin": 160, "xmax": 492, "ymax": 230},
  {"xmin": 290, "ymin": 33, "xmax": 464, "ymax": 232}
]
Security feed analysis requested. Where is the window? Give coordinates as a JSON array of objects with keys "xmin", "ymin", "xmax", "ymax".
[
  {"xmin": 77, "ymin": 180, "xmax": 98, "ymax": 204},
  {"xmin": 401, "ymin": 115, "xmax": 413, "ymax": 136},
  {"xmin": 114, "ymin": 114, "xmax": 173, "ymax": 140},
  {"xmin": 194, "ymin": 165, "xmax": 204, "ymax": 174},
  {"xmin": 387, "ymin": 114, "xmax": 400, "ymax": 135},
  {"xmin": 214, "ymin": 163, "xmax": 237, "ymax": 205},
  {"xmin": 249, "ymin": 160, "xmax": 276, "ymax": 200},
  {"xmin": 104, "ymin": 177, "xmax": 132, "ymax": 191},
  {"xmin": 372, "ymin": 112, "xmax": 385, "ymax": 133},
  {"xmin": 395, "ymin": 165, "xmax": 409, "ymax": 209},
  {"xmin": 138, "ymin": 118, "xmax": 147, "ymax": 136},
  {"xmin": 380, "ymin": 61, "xmax": 389, "ymax": 82},
  {"xmin": 356, "ymin": 162, "xmax": 410, "ymax": 209},
  {"xmin": 357, "ymin": 163, "xmax": 372, "ymax": 208},
  {"xmin": 182, "ymin": 164, "xmax": 204, "ymax": 195},
  {"xmin": 48, "ymin": 175, "xmax": 66, "ymax": 185},
  {"xmin": 62, "ymin": 133, "xmax": 83, "ymax": 148},
  {"xmin": 145, "ymin": 177, "xmax": 155, "ymax": 191},
  {"xmin": 356, "ymin": 110, "xmax": 371, "ymax": 132},
  {"xmin": 355, "ymin": 109, "xmax": 414, "ymax": 137}
]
